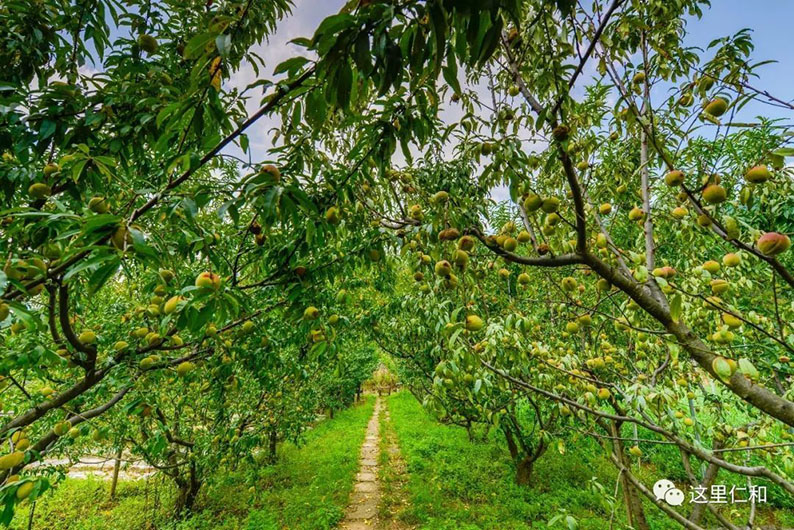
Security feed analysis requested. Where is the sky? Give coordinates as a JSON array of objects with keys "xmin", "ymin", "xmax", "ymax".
[{"xmin": 225, "ymin": 0, "xmax": 794, "ymax": 199}]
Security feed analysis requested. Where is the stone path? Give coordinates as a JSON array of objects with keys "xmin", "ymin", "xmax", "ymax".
[{"xmin": 340, "ymin": 397, "xmax": 383, "ymax": 529}]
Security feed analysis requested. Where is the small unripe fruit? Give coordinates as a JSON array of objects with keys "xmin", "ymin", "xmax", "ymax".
[
  {"xmin": 43, "ymin": 163, "xmax": 60, "ymax": 177},
  {"xmin": 704, "ymin": 97, "xmax": 728, "ymax": 117},
  {"xmin": 453, "ymin": 250, "xmax": 468, "ymax": 268},
  {"xmin": 757, "ymin": 232, "xmax": 791, "ymax": 256},
  {"xmin": 0, "ymin": 452, "xmax": 24, "ymax": 470},
  {"xmin": 195, "ymin": 271, "xmax": 221, "ymax": 290},
  {"xmin": 671, "ymin": 206, "xmax": 688, "ymax": 219},
  {"xmin": 712, "ymin": 356, "xmax": 733, "ymax": 379},
  {"xmin": 15, "ymin": 482, "xmax": 34, "ymax": 500},
  {"xmin": 703, "ymin": 260, "xmax": 720, "ymax": 274},
  {"xmin": 176, "ymin": 361, "xmax": 194, "ymax": 377},
  {"xmin": 163, "ymin": 295, "xmax": 184, "ymax": 315},
  {"xmin": 464, "ymin": 315, "xmax": 484, "ymax": 331},
  {"xmin": 434, "ymin": 260, "xmax": 452, "ymax": 277},
  {"xmin": 665, "ymin": 170, "xmax": 684, "ymax": 186},
  {"xmin": 28, "ymin": 183, "xmax": 52, "ymax": 199},
  {"xmin": 503, "ymin": 237, "xmax": 518, "ymax": 252},
  {"xmin": 596, "ymin": 233, "xmax": 607, "ymax": 248},
  {"xmin": 261, "ymin": 164, "xmax": 281, "ymax": 183},
  {"xmin": 54, "ymin": 421, "xmax": 71, "ymax": 437},
  {"xmin": 551, "ymin": 125, "xmax": 569, "ymax": 141},
  {"xmin": 710, "ymin": 279, "xmax": 730, "ymax": 295},
  {"xmin": 78, "ymin": 331, "xmax": 96, "ymax": 345},
  {"xmin": 523, "ymin": 194, "xmax": 542, "ymax": 212},
  {"xmin": 541, "ymin": 197, "xmax": 560, "ymax": 213},
  {"xmin": 139, "ymin": 356, "xmax": 155, "ymax": 370},
  {"xmin": 458, "ymin": 236, "xmax": 475, "ymax": 251},
  {"xmin": 723, "ymin": 253, "xmax": 740, "ymax": 267},
  {"xmin": 137, "ymin": 34, "xmax": 158, "ymax": 54},
  {"xmin": 303, "ymin": 306, "xmax": 320, "ymax": 320},
  {"xmin": 628, "ymin": 207, "xmax": 644, "ymax": 221},
  {"xmin": 702, "ymin": 184, "xmax": 726, "ymax": 204},
  {"xmin": 431, "ymin": 190, "xmax": 449, "ymax": 204},
  {"xmin": 745, "ymin": 165, "xmax": 771, "ymax": 184},
  {"xmin": 722, "ymin": 313, "xmax": 742, "ymax": 329},
  {"xmin": 598, "ymin": 203, "xmax": 612, "ymax": 215},
  {"xmin": 696, "ymin": 214, "xmax": 712, "ymax": 227},
  {"xmin": 324, "ymin": 206, "xmax": 341, "ymax": 224}
]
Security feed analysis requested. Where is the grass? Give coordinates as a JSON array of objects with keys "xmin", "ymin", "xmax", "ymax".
[
  {"xmin": 11, "ymin": 396, "xmax": 375, "ymax": 530},
  {"xmin": 10, "ymin": 392, "xmax": 794, "ymax": 529},
  {"xmin": 378, "ymin": 396, "xmax": 412, "ymax": 526},
  {"xmin": 385, "ymin": 390, "xmax": 794, "ymax": 530}
]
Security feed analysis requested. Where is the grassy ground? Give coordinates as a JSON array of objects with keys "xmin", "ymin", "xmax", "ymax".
[
  {"xmin": 10, "ymin": 396, "xmax": 375, "ymax": 530},
  {"xmin": 378, "ymin": 398, "xmax": 412, "ymax": 528},
  {"xmin": 385, "ymin": 390, "xmax": 794, "ymax": 530}
]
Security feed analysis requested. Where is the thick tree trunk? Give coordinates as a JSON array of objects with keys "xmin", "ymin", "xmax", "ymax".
[
  {"xmin": 515, "ymin": 457, "xmax": 535, "ymax": 486},
  {"xmin": 610, "ymin": 421, "xmax": 650, "ymax": 530},
  {"xmin": 174, "ymin": 463, "xmax": 201, "ymax": 515},
  {"xmin": 502, "ymin": 425, "xmax": 541, "ymax": 487}
]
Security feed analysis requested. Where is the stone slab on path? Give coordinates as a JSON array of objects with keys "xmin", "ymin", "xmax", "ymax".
[{"xmin": 340, "ymin": 397, "xmax": 383, "ymax": 529}]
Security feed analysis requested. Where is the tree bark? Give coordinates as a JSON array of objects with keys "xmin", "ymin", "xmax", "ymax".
[
  {"xmin": 515, "ymin": 457, "xmax": 535, "ymax": 486},
  {"xmin": 689, "ymin": 439, "xmax": 724, "ymax": 525},
  {"xmin": 502, "ymin": 425, "xmax": 540, "ymax": 486},
  {"xmin": 110, "ymin": 447, "xmax": 123, "ymax": 500},
  {"xmin": 610, "ymin": 421, "xmax": 650, "ymax": 530},
  {"xmin": 174, "ymin": 462, "xmax": 201, "ymax": 515}
]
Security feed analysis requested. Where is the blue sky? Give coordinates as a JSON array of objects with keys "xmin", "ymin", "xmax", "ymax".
[
  {"xmin": 226, "ymin": 1, "xmax": 793, "ymax": 178},
  {"xmin": 684, "ymin": 0, "xmax": 793, "ymax": 120}
]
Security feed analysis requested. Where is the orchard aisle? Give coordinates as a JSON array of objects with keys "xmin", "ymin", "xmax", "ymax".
[{"xmin": 340, "ymin": 396, "xmax": 383, "ymax": 529}]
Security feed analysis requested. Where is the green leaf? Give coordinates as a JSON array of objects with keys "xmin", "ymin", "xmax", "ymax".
[
  {"xmin": 772, "ymin": 147, "xmax": 794, "ymax": 157},
  {"xmin": 184, "ymin": 31, "xmax": 218, "ymax": 59},
  {"xmin": 442, "ymin": 51, "xmax": 461, "ymax": 95},
  {"xmin": 63, "ymin": 253, "xmax": 118, "ymax": 282},
  {"xmin": 557, "ymin": 0, "xmax": 575, "ymax": 17},
  {"xmin": 88, "ymin": 258, "xmax": 121, "ymax": 294},
  {"xmin": 670, "ymin": 294, "xmax": 682, "ymax": 323},
  {"xmin": 311, "ymin": 13, "xmax": 355, "ymax": 45},
  {"xmin": 335, "ymin": 62, "xmax": 353, "ymax": 109},
  {"xmin": 305, "ymin": 88, "xmax": 327, "ymax": 128},
  {"xmin": 274, "ymin": 56, "xmax": 310, "ymax": 76},
  {"xmin": 39, "ymin": 120, "xmax": 56, "ymax": 140},
  {"xmin": 353, "ymin": 32, "xmax": 372, "ymax": 74}
]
